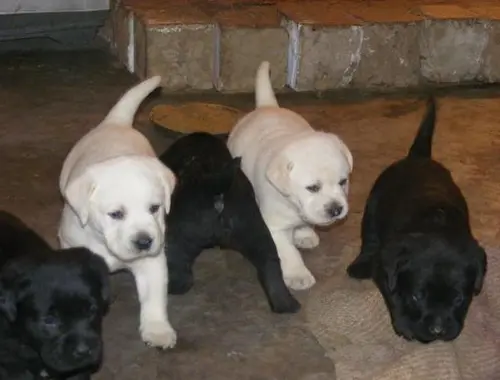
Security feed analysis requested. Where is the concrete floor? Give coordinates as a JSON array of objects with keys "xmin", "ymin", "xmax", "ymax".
[{"xmin": 1, "ymin": 50, "xmax": 500, "ymax": 380}]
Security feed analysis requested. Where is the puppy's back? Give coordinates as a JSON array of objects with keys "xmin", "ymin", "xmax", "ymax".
[
  {"xmin": 160, "ymin": 132, "xmax": 241, "ymax": 196},
  {"xmin": 59, "ymin": 77, "xmax": 162, "ymax": 192}
]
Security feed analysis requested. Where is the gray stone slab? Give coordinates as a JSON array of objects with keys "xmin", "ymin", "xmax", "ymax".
[
  {"xmin": 111, "ymin": 4, "xmax": 132, "ymax": 72},
  {"xmin": 143, "ymin": 24, "xmax": 215, "ymax": 91},
  {"xmin": 419, "ymin": 19, "xmax": 490, "ymax": 83},
  {"xmin": 480, "ymin": 21, "xmax": 500, "ymax": 83},
  {"xmin": 351, "ymin": 23, "xmax": 421, "ymax": 89},
  {"xmin": 285, "ymin": 20, "xmax": 364, "ymax": 91},
  {"xmin": 214, "ymin": 26, "xmax": 288, "ymax": 93}
]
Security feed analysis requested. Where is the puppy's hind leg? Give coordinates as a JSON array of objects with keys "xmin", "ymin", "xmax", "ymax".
[
  {"xmin": 346, "ymin": 199, "xmax": 379, "ymax": 279},
  {"xmin": 166, "ymin": 237, "xmax": 203, "ymax": 295},
  {"xmin": 131, "ymin": 254, "xmax": 177, "ymax": 349},
  {"xmin": 293, "ymin": 226, "xmax": 320, "ymax": 250},
  {"xmin": 227, "ymin": 203, "xmax": 301, "ymax": 314}
]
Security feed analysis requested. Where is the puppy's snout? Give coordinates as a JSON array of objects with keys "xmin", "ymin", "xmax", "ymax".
[
  {"xmin": 134, "ymin": 233, "xmax": 153, "ymax": 251},
  {"xmin": 429, "ymin": 317, "xmax": 445, "ymax": 336},
  {"xmin": 73, "ymin": 342, "xmax": 91, "ymax": 359},
  {"xmin": 326, "ymin": 202, "xmax": 344, "ymax": 218}
]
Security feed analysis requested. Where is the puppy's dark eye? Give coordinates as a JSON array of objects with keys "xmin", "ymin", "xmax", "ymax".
[
  {"xmin": 149, "ymin": 204, "xmax": 160, "ymax": 214},
  {"xmin": 43, "ymin": 315, "xmax": 59, "ymax": 327},
  {"xmin": 108, "ymin": 209, "xmax": 125, "ymax": 220},
  {"xmin": 89, "ymin": 304, "xmax": 98, "ymax": 315},
  {"xmin": 339, "ymin": 178, "xmax": 348, "ymax": 187},
  {"xmin": 306, "ymin": 184, "xmax": 321, "ymax": 193}
]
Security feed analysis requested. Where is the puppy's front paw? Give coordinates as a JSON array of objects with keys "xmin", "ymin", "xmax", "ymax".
[
  {"xmin": 293, "ymin": 227, "xmax": 320, "ymax": 250},
  {"xmin": 346, "ymin": 255, "xmax": 373, "ymax": 279},
  {"xmin": 140, "ymin": 321, "xmax": 177, "ymax": 349},
  {"xmin": 283, "ymin": 266, "xmax": 316, "ymax": 290}
]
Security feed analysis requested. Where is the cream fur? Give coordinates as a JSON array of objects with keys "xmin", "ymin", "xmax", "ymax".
[
  {"xmin": 228, "ymin": 62, "xmax": 353, "ymax": 290},
  {"xmin": 58, "ymin": 76, "xmax": 177, "ymax": 349}
]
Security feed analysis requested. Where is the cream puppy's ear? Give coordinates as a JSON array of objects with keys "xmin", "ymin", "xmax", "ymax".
[
  {"xmin": 266, "ymin": 153, "xmax": 294, "ymax": 196},
  {"xmin": 63, "ymin": 171, "xmax": 97, "ymax": 227},
  {"xmin": 156, "ymin": 163, "xmax": 176, "ymax": 214},
  {"xmin": 329, "ymin": 135, "xmax": 353, "ymax": 173}
]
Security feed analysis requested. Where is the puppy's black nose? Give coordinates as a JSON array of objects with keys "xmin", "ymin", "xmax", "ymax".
[
  {"xmin": 429, "ymin": 318, "xmax": 445, "ymax": 336},
  {"xmin": 327, "ymin": 203, "xmax": 344, "ymax": 218},
  {"xmin": 73, "ymin": 342, "xmax": 91, "ymax": 358},
  {"xmin": 134, "ymin": 233, "xmax": 153, "ymax": 251}
]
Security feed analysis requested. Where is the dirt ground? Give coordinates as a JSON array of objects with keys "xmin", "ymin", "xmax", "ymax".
[{"xmin": 1, "ymin": 49, "xmax": 500, "ymax": 380}]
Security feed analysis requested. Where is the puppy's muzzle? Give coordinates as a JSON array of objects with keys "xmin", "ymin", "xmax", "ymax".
[
  {"xmin": 133, "ymin": 232, "xmax": 153, "ymax": 251},
  {"xmin": 43, "ymin": 334, "xmax": 102, "ymax": 373}
]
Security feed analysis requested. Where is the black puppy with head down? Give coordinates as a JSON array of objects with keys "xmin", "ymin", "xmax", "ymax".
[
  {"xmin": 160, "ymin": 132, "xmax": 300, "ymax": 313},
  {"xmin": 347, "ymin": 99, "xmax": 487, "ymax": 343},
  {"xmin": 0, "ymin": 211, "xmax": 110, "ymax": 379}
]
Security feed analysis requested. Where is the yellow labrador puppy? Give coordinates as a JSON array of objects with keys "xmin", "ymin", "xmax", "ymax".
[
  {"xmin": 58, "ymin": 77, "xmax": 177, "ymax": 349},
  {"xmin": 228, "ymin": 62, "xmax": 353, "ymax": 290}
]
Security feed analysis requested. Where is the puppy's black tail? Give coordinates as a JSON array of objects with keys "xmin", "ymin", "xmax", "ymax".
[{"xmin": 407, "ymin": 97, "xmax": 437, "ymax": 159}]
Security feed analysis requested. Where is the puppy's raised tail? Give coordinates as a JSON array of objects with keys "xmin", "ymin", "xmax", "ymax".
[
  {"xmin": 255, "ymin": 61, "xmax": 279, "ymax": 108},
  {"xmin": 102, "ymin": 76, "xmax": 162, "ymax": 126},
  {"xmin": 407, "ymin": 97, "xmax": 437, "ymax": 159}
]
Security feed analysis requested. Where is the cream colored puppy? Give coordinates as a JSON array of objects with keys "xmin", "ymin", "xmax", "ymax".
[
  {"xmin": 228, "ymin": 62, "xmax": 353, "ymax": 290},
  {"xmin": 58, "ymin": 77, "xmax": 177, "ymax": 349}
]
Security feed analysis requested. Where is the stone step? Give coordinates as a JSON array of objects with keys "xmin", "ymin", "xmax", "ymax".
[{"xmin": 101, "ymin": 0, "xmax": 500, "ymax": 93}]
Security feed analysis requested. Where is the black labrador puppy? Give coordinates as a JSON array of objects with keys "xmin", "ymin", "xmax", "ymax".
[
  {"xmin": 160, "ymin": 132, "xmax": 300, "ymax": 313},
  {"xmin": 0, "ymin": 211, "xmax": 110, "ymax": 379},
  {"xmin": 347, "ymin": 98, "xmax": 487, "ymax": 343}
]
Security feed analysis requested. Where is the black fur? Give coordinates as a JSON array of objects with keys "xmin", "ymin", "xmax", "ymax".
[
  {"xmin": 160, "ymin": 132, "xmax": 300, "ymax": 313},
  {"xmin": 347, "ymin": 98, "xmax": 487, "ymax": 343},
  {"xmin": 0, "ymin": 211, "xmax": 110, "ymax": 379},
  {"xmin": 0, "ymin": 337, "xmax": 43, "ymax": 380}
]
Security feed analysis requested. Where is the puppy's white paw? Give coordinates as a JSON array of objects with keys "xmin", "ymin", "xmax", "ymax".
[
  {"xmin": 283, "ymin": 266, "xmax": 316, "ymax": 290},
  {"xmin": 293, "ymin": 227, "xmax": 320, "ymax": 249},
  {"xmin": 140, "ymin": 321, "xmax": 177, "ymax": 349}
]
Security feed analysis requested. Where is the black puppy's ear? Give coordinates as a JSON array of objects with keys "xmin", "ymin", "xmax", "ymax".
[
  {"xmin": 87, "ymin": 254, "xmax": 111, "ymax": 311},
  {"xmin": 0, "ymin": 259, "xmax": 31, "ymax": 322},
  {"xmin": 469, "ymin": 240, "xmax": 487, "ymax": 295},
  {"xmin": 381, "ymin": 241, "xmax": 410, "ymax": 293},
  {"xmin": 0, "ymin": 280, "xmax": 17, "ymax": 322}
]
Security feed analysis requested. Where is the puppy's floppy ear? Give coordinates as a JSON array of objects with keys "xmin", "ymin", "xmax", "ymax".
[
  {"xmin": 468, "ymin": 239, "xmax": 487, "ymax": 295},
  {"xmin": 0, "ymin": 280, "xmax": 16, "ymax": 322},
  {"xmin": 266, "ymin": 153, "xmax": 294, "ymax": 196},
  {"xmin": 63, "ymin": 171, "xmax": 97, "ymax": 227},
  {"xmin": 328, "ymin": 135, "xmax": 353, "ymax": 173},
  {"xmin": 157, "ymin": 164, "xmax": 176, "ymax": 214},
  {"xmin": 0, "ymin": 259, "xmax": 33, "ymax": 322},
  {"xmin": 380, "ymin": 240, "xmax": 410, "ymax": 293}
]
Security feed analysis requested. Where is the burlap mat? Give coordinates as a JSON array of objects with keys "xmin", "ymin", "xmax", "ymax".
[{"xmin": 305, "ymin": 244, "xmax": 500, "ymax": 380}]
